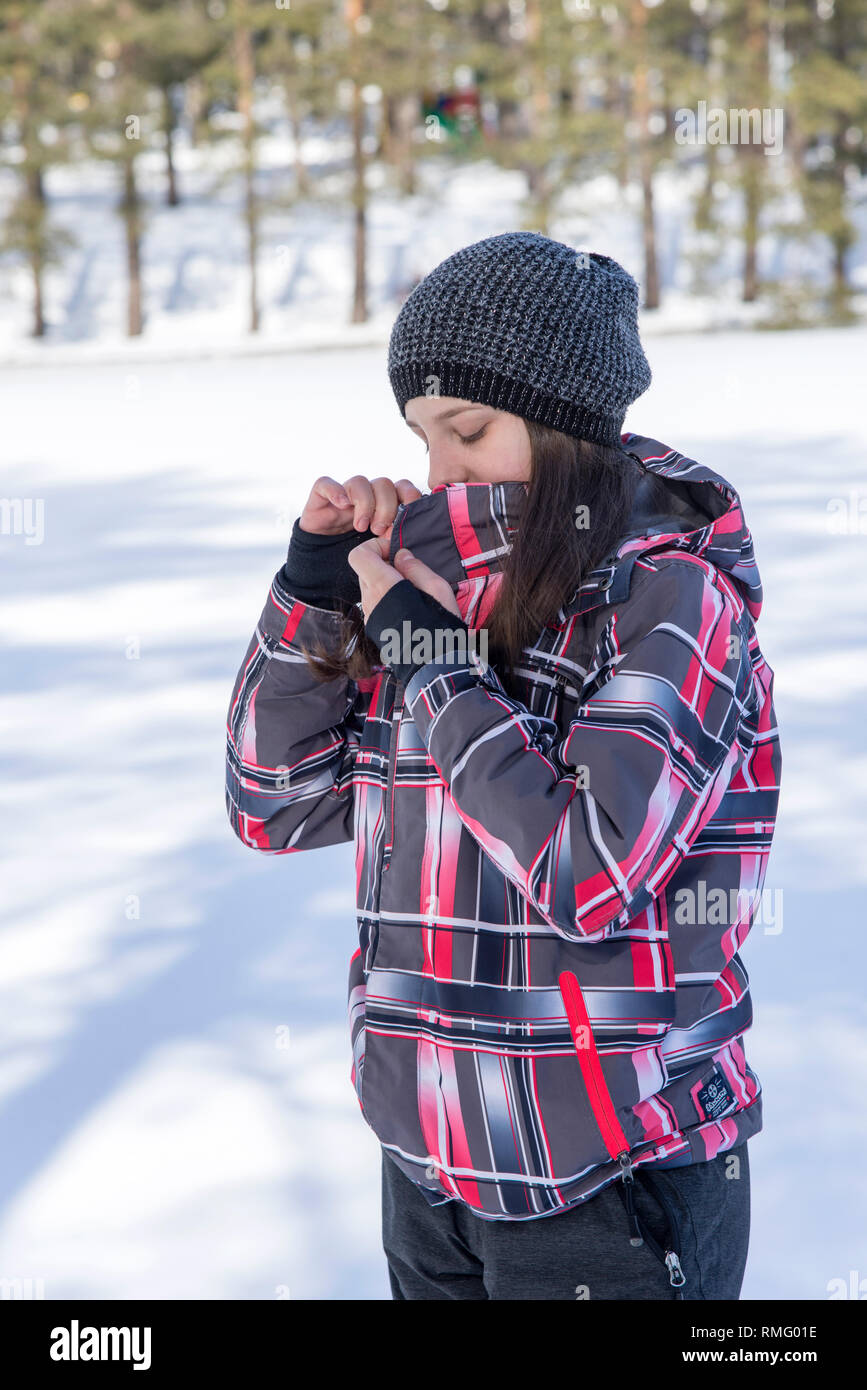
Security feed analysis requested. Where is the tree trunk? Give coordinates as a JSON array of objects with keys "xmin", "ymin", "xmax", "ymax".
[
  {"xmin": 235, "ymin": 13, "xmax": 259, "ymax": 333},
  {"xmin": 11, "ymin": 34, "xmax": 46, "ymax": 337},
  {"xmin": 828, "ymin": 13, "xmax": 853, "ymax": 317},
  {"xmin": 122, "ymin": 159, "xmax": 143, "ymax": 337},
  {"xmin": 26, "ymin": 166, "xmax": 46, "ymax": 337},
  {"xmin": 286, "ymin": 84, "xmax": 310, "ymax": 197},
  {"xmin": 394, "ymin": 92, "xmax": 418, "ymax": 197},
  {"xmin": 522, "ymin": 0, "xmax": 551, "ymax": 211},
  {"xmin": 163, "ymin": 85, "xmax": 179, "ymax": 206},
  {"xmin": 741, "ymin": 0, "xmax": 767, "ymax": 302},
  {"xmin": 630, "ymin": 0, "xmax": 659, "ymax": 309},
  {"xmin": 350, "ymin": 82, "xmax": 367, "ymax": 323},
  {"xmin": 609, "ymin": 65, "xmax": 629, "ymax": 191},
  {"xmin": 828, "ymin": 154, "xmax": 853, "ymax": 319},
  {"xmin": 185, "ymin": 76, "xmax": 205, "ymax": 149},
  {"xmin": 832, "ymin": 233, "xmax": 847, "ymax": 299},
  {"xmin": 742, "ymin": 146, "xmax": 760, "ymax": 302},
  {"xmin": 30, "ymin": 256, "xmax": 45, "ymax": 338},
  {"xmin": 498, "ymin": 97, "xmax": 523, "ymax": 142},
  {"xmin": 639, "ymin": 150, "xmax": 660, "ymax": 309},
  {"xmin": 347, "ymin": 0, "xmax": 367, "ymax": 323},
  {"xmin": 378, "ymin": 93, "xmax": 396, "ymax": 164}
]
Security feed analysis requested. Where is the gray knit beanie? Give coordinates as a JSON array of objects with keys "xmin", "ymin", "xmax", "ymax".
[{"xmin": 388, "ymin": 232, "xmax": 651, "ymax": 447}]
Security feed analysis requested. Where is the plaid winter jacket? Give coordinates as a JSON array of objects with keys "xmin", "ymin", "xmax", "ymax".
[{"xmin": 225, "ymin": 433, "xmax": 781, "ymax": 1221}]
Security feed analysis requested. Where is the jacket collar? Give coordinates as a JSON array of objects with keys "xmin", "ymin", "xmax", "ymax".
[
  {"xmin": 386, "ymin": 436, "xmax": 763, "ymax": 622},
  {"xmin": 387, "ymin": 480, "xmax": 528, "ymax": 588}
]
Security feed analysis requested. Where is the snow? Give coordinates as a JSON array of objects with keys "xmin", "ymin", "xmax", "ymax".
[{"xmin": 1, "ymin": 214, "xmax": 866, "ymax": 1296}]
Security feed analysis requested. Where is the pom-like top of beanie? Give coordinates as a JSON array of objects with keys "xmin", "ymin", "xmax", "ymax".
[{"xmin": 388, "ymin": 232, "xmax": 651, "ymax": 447}]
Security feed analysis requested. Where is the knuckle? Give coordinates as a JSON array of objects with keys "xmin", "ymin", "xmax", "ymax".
[
  {"xmin": 371, "ymin": 478, "xmax": 397, "ymax": 511},
  {"xmin": 343, "ymin": 476, "xmax": 371, "ymax": 501}
]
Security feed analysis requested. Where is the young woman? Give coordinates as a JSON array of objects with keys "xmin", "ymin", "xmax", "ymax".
[{"xmin": 225, "ymin": 233, "xmax": 781, "ymax": 1300}]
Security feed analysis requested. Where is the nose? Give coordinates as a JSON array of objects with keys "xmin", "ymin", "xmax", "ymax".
[{"xmin": 427, "ymin": 454, "xmax": 470, "ymax": 491}]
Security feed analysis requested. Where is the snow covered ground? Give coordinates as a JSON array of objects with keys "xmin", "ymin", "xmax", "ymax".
[{"xmin": 1, "ymin": 323, "xmax": 866, "ymax": 1300}]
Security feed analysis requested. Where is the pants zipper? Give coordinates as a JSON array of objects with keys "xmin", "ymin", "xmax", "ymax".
[
  {"xmin": 626, "ymin": 1166, "xmax": 687, "ymax": 1291},
  {"xmin": 559, "ymin": 969, "xmax": 687, "ymax": 1293}
]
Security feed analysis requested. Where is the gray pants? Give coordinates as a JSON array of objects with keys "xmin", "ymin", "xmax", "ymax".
[{"xmin": 381, "ymin": 1142, "xmax": 751, "ymax": 1300}]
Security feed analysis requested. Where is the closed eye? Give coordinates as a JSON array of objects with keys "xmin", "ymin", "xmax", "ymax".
[
  {"xmin": 457, "ymin": 425, "xmax": 488, "ymax": 445},
  {"xmin": 407, "ymin": 421, "xmax": 488, "ymax": 451}
]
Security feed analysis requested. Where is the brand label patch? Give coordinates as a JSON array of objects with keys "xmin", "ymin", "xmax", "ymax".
[{"xmin": 697, "ymin": 1067, "xmax": 736, "ymax": 1120}]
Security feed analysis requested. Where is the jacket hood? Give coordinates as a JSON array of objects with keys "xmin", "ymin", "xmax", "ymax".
[{"xmin": 387, "ymin": 432, "xmax": 765, "ymax": 623}]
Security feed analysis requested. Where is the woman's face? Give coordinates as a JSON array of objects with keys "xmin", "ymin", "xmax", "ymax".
[{"xmin": 403, "ymin": 394, "xmax": 532, "ymax": 490}]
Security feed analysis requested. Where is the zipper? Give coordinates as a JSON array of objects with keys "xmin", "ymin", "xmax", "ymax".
[
  {"xmin": 380, "ymin": 681, "xmax": 404, "ymax": 873},
  {"xmin": 560, "ymin": 969, "xmax": 687, "ymax": 1292},
  {"xmin": 552, "ymin": 671, "xmax": 577, "ymax": 725},
  {"xmin": 558, "ymin": 970, "xmax": 631, "ymax": 1163},
  {"xmin": 631, "ymin": 1167, "xmax": 687, "ymax": 1290}
]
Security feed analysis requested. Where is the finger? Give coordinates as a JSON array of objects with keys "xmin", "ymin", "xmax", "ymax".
[
  {"xmin": 311, "ymin": 476, "xmax": 352, "ymax": 510},
  {"xmin": 341, "ymin": 476, "xmax": 377, "ymax": 531},
  {"xmin": 347, "ymin": 535, "xmax": 391, "ymax": 574},
  {"xmin": 395, "ymin": 478, "xmax": 424, "ymax": 505},
  {"xmin": 393, "ymin": 548, "xmax": 460, "ymax": 613},
  {"xmin": 376, "ymin": 478, "xmax": 423, "ymax": 544},
  {"xmin": 368, "ymin": 477, "xmax": 400, "ymax": 535}
]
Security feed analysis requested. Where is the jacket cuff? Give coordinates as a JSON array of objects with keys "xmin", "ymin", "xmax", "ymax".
[
  {"xmin": 278, "ymin": 518, "xmax": 375, "ymax": 608},
  {"xmin": 364, "ymin": 580, "xmax": 475, "ymax": 687}
]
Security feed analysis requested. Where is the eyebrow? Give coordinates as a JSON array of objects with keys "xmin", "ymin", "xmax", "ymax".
[{"xmin": 405, "ymin": 404, "xmax": 490, "ymax": 428}]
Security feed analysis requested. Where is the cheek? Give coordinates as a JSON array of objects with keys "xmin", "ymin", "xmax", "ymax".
[{"xmin": 492, "ymin": 426, "xmax": 531, "ymax": 476}]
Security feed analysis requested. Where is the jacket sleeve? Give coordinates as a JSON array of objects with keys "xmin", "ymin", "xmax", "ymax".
[
  {"xmin": 401, "ymin": 557, "xmax": 753, "ymax": 942},
  {"xmin": 226, "ymin": 569, "xmax": 376, "ymax": 853}
]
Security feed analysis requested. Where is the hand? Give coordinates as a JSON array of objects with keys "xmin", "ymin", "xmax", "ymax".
[
  {"xmin": 299, "ymin": 475, "xmax": 423, "ymax": 537},
  {"xmin": 348, "ymin": 536, "xmax": 463, "ymax": 624}
]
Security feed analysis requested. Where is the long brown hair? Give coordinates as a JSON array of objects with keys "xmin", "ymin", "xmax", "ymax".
[{"xmin": 298, "ymin": 420, "xmax": 644, "ymax": 684}]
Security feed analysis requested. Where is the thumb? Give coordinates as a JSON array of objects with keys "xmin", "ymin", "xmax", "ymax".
[
  {"xmin": 393, "ymin": 548, "xmax": 461, "ymax": 616},
  {"xmin": 393, "ymin": 547, "xmax": 435, "ymax": 590}
]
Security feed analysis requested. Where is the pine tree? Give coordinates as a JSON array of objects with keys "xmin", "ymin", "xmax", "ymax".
[
  {"xmin": 74, "ymin": 0, "xmax": 171, "ymax": 337},
  {"xmin": 257, "ymin": 0, "xmax": 322, "ymax": 200},
  {"xmin": 0, "ymin": 0, "xmax": 78, "ymax": 336},
  {"xmin": 201, "ymin": 0, "xmax": 327, "ymax": 333},
  {"xmin": 787, "ymin": 0, "xmax": 867, "ymax": 320},
  {"xmin": 129, "ymin": 0, "xmax": 223, "ymax": 206},
  {"xmin": 591, "ymin": 0, "xmax": 688, "ymax": 310}
]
